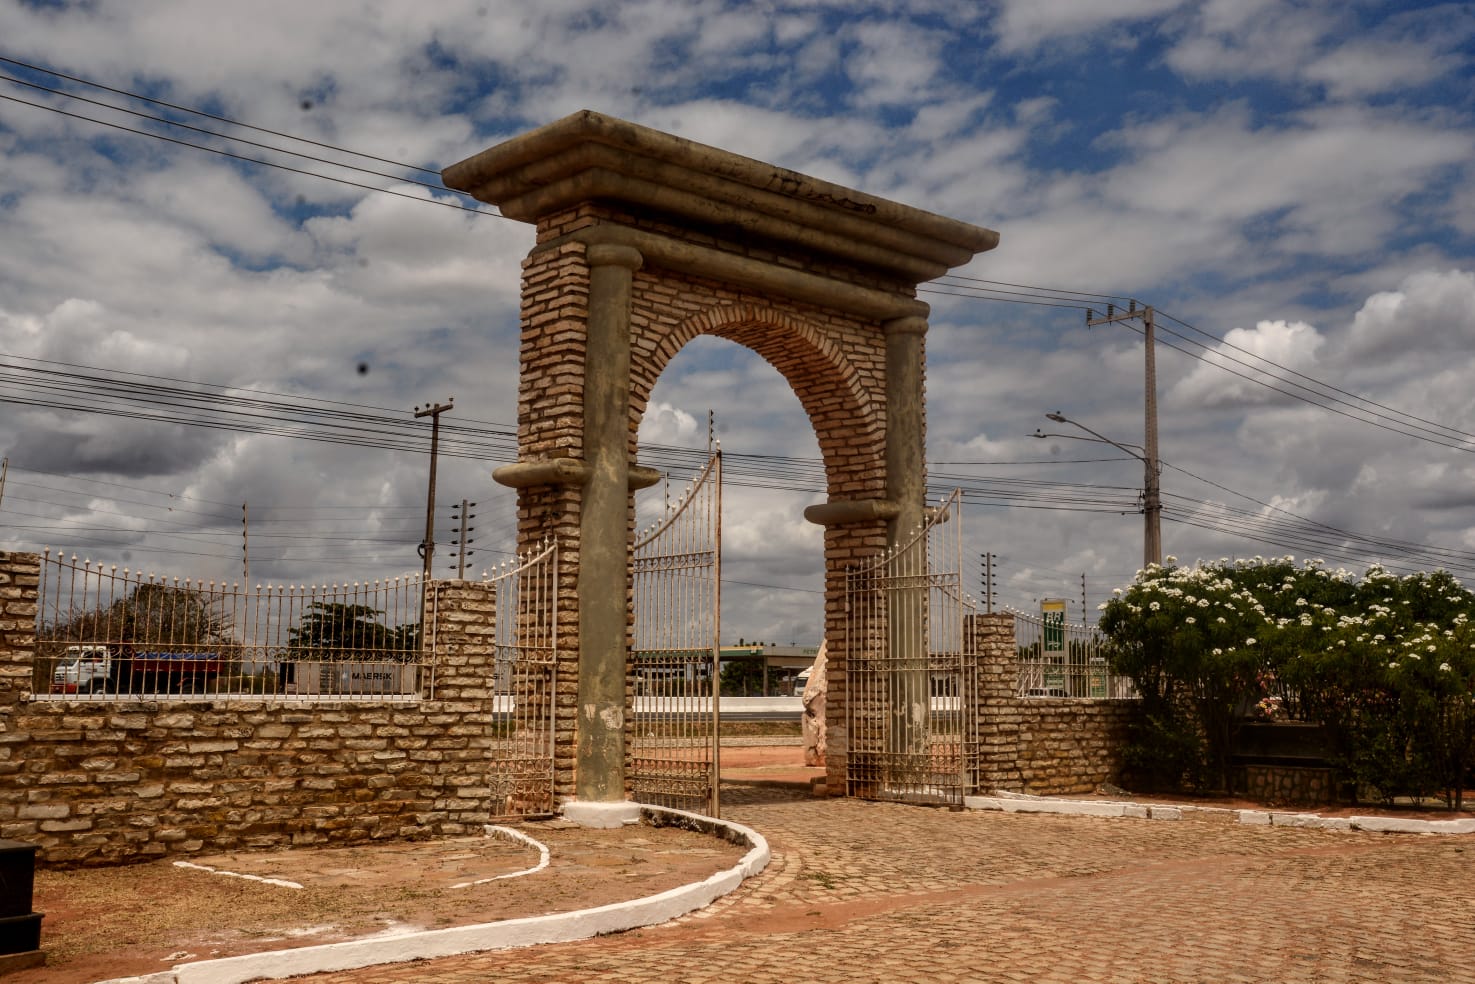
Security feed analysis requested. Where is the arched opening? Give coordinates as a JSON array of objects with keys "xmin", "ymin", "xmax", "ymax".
[{"xmin": 636, "ymin": 333, "xmax": 825, "ymax": 648}]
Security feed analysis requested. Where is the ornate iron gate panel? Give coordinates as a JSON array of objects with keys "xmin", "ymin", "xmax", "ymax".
[
  {"xmin": 484, "ymin": 539, "xmax": 560, "ymax": 817},
  {"xmin": 631, "ymin": 450, "xmax": 722, "ymax": 816},
  {"xmin": 846, "ymin": 489, "xmax": 977, "ymax": 805}
]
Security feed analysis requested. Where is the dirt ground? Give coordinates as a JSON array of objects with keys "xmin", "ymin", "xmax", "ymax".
[
  {"xmin": 13, "ymin": 746, "xmax": 812, "ymax": 984},
  {"xmin": 14, "ymin": 817, "xmax": 745, "ymax": 984},
  {"xmin": 14, "ymin": 744, "xmax": 1467, "ymax": 984}
]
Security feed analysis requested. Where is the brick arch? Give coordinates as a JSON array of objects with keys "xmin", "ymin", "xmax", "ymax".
[
  {"xmin": 629, "ymin": 303, "xmax": 885, "ymax": 499},
  {"xmin": 446, "ymin": 111, "xmax": 996, "ymax": 809}
]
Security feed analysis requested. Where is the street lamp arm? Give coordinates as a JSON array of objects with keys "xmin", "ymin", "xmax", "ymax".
[
  {"xmin": 1041, "ymin": 414, "xmax": 1149, "ymax": 464},
  {"xmin": 1041, "ymin": 410, "xmax": 1163, "ymax": 568},
  {"xmin": 1031, "ymin": 430, "xmax": 1148, "ymax": 460}
]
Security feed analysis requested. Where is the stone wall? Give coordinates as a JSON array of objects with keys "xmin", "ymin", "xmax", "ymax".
[
  {"xmin": 0, "ymin": 552, "xmax": 506, "ymax": 866},
  {"xmin": 971, "ymin": 613, "xmax": 1138, "ymax": 796}
]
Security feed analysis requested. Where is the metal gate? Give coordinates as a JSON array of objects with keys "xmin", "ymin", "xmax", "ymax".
[
  {"xmin": 484, "ymin": 538, "xmax": 560, "ymax": 817},
  {"xmin": 631, "ymin": 449, "xmax": 722, "ymax": 816},
  {"xmin": 845, "ymin": 489, "xmax": 977, "ymax": 805}
]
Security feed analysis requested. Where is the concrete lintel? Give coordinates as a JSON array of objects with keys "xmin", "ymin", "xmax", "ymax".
[
  {"xmin": 501, "ymin": 167, "xmax": 952, "ymax": 283},
  {"xmin": 562, "ymin": 799, "xmax": 643, "ymax": 829},
  {"xmin": 493, "ymin": 458, "xmax": 590, "ymax": 489},
  {"xmin": 803, "ymin": 499, "xmax": 901, "ymax": 526},
  {"xmin": 560, "ymin": 225, "xmax": 929, "ymax": 323}
]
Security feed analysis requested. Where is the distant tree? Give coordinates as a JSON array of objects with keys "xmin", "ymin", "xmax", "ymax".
[
  {"xmin": 46, "ymin": 582, "xmax": 231, "ymax": 649},
  {"xmin": 288, "ymin": 603, "xmax": 418, "ymax": 661}
]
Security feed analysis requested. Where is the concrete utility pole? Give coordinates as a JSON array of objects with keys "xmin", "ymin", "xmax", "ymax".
[
  {"xmin": 1038, "ymin": 411, "xmax": 1161, "ymax": 569},
  {"xmin": 1085, "ymin": 302, "xmax": 1162, "ymax": 567},
  {"xmin": 415, "ymin": 399, "xmax": 454, "ymax": 581}
]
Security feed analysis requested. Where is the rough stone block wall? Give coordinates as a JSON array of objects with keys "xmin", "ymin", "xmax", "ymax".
[
  {"xmin": 970, "ymin": 612, "xmax": 1139, "ymax": 796},
  {"xmin": 1243, "ymin": 764, "xmax": 1335, "ymax": 807},
  {"xmin": 0, "ymin": 554, "xmax": 506, "ymax": 867}
]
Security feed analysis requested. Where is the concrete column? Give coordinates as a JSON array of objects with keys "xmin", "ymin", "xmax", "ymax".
[
  {"xmin": 884, "ymin": 316, "xmax": 928, "ymax": 540},
  {"xmin": 884, "ymin": 316, "xmax": 929, "ymax": 772},
  {"xmin": 576, "ymin": 242, "xmax": 642, "ymax": 804}
]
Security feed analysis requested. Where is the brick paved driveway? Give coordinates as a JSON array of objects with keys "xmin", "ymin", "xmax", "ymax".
[{"xmin": 304, "ymin": 783, "xmax": 1474, "ymax": 983}]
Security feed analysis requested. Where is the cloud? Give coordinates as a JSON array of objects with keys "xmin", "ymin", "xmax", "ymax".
[
  {"xmin": 1170, "ymin": 318, "xmax": 1325, "ymax": 409},
  {"xmin": 989, "ymin": 0, "xmax": 1189, "ymax": 53},
  {"xmin": 1164, "ymin": 0, "xmax": 1474, "ymax": 98},
  {"xmin": 1342, "ymin": 269, "xmax": 1475, "ymax": 364},
  {"xmin": 3, "ymin": 0, "xmax": 1475, "ymax": 630}
]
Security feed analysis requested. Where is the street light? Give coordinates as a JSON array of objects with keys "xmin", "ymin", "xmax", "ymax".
[{"xmin": 1034, "ymin": 411, "xmax": 1162, "ymax": 568}]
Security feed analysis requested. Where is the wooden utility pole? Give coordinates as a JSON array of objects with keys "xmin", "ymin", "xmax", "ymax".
[
  {"xmin": 1086, "ymin": 303, "xmax": 1162, "ymax": 567},
  {"xmin": 415, "ymin": 399, "xmax": 454, "ymax": 581}
]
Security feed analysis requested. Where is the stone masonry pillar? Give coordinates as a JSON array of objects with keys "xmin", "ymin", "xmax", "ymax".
[
  {"xmin": 885, "ymin": 316, "xmax": 929, "ymax": 767},
  {"xmin": 576, "ymin": 243, "xmax": 642, "ymax": 804}
]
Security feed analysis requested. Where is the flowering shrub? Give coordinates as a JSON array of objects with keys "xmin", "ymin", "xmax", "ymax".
[{"xmin": 1099, "ymin": 557, "xmax": 1475, "ymax": 807}]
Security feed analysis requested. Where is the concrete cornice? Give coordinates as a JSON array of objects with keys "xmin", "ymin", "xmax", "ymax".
[
  {"xmin": 442, "ymin": 110, "xmax": 998, "ymax": 287},
  {"xmin": 803, "ymin": 498, "xmax": 901, "ymax": 526},
  {"xmin": 493, "ymin": 458, "xmax": 664, "ymax": 491}
]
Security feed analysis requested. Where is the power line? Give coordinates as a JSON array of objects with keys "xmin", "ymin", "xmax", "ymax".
[
  {"xmin": 0, "ymin": 91, "xmax": 502, "ymax": 218},
  {"xmin": 0, "ymin": 54, "xmax": 439, "ymax": 174}
]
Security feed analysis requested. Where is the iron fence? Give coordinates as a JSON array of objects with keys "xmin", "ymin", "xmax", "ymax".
[
  {"xmin": 482, "ymin": 538, "xmax": 560, "ymax": 816},
  {"xmin": 34, "ymin": 549, "xmax": 429, "ymax": 700},
  {"xmin": 846, "ymin": 490, "xmax": 978, "ymax": 806},
  {"xmin": 1011, "ymin": 608, "xmax": 1136, "ymax": 699},
  {"xmin": 631, "ymin": 449, "xmax": 722, "ymax": 816}
]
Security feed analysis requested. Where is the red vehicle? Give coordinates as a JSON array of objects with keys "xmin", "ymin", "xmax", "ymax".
[{"xmin": 50, "ymin": 645, "xmax": 223, "ymax": 695}]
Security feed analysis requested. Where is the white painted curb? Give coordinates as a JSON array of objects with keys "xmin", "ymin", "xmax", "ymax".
[
  {"xmin": 966, "ymin": 791, "xmax": 1475, "ymax": 835},
  {"xmin": 101, "ymin": 806, "xmax": 769, "ymax": 984}
]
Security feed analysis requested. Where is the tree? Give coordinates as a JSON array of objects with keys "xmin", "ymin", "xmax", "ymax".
[
  {"xmin": 46, "ymin": 582, "xmax": 231, "ymax": 649},
  {"xmin": 288, "ymin": 603, "xmax": 418, "ymax": 661},
  {"xmin": 1100, "ymin": 557, "xmax": 1475, "ymax": 808}
]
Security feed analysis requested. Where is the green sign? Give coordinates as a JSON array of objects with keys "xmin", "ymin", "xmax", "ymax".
[{"xmin": 1041, "ymin": 600, "xmax": 1067, "ymax": 693}]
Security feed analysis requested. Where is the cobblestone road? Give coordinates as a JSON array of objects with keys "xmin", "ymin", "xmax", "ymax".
[{"xmin": 303, "ymin": 783, "xmax": 1475, "ymax": 983}]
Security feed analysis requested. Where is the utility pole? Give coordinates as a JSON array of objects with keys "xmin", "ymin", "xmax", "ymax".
[
  {"xmin": 415, "ymin": 398, "xmax": 454, "ymax": 581},
  {"xmin": 1085, "ymin": 302, "xmax": 1162, "ymax": 567},
  {"xmin": 1081, "ymin": 573, "xmax": 1088, "ymax": 625},
  {"xmin": 0, "ymin": 457, "xmax": 7, "ymax": 515}
]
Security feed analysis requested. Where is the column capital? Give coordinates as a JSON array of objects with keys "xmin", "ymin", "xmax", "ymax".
[
  {"xmin": 586, "ymin": 242, "xmax": 644, "ymax": 271},
  {"xmin": 883, "ymin": 315, "xmax": 928, "ymax": 338}
]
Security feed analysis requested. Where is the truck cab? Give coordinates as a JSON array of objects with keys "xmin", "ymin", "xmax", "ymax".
[{"xmin": 50, "ymin": 645, "xmax": 111, "ymax": 694}]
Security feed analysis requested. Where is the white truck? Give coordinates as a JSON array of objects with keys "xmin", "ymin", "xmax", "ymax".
[{"xmin": 49, "ymin": 644, "xmax": 224, "ymax": 694}]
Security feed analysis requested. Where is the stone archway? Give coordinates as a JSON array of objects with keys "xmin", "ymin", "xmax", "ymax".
[{"xmin": 443, "ymin": 111, "xmax": 997, "ymax": 817}]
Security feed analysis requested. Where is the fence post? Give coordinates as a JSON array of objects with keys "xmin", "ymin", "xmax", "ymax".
[
  {"xmin": 969, "ymin": 611, "xmax": 1022, "ymax": 791},
  {"xmin": 0, "ymin": 552, "xmax": 40, "ymax": 713}
]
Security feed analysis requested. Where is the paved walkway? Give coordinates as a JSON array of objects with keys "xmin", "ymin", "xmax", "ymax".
[{"xmin": 296, "ymin": 782, "xmax": 1475, "ymax": 984}]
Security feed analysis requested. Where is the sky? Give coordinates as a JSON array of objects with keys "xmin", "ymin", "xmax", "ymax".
[{"xmin": 1, "ymin": 0, "xmax": 1474, "ymax": 645}]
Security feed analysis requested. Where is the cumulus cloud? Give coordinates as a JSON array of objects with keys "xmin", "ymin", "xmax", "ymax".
[
  {"xmin": 2, "ymin": 0, "xmax": 1473, "ymax": 633},
  {"xmin": 1170, "ymin": 319, "xmax": 1325, "ymax": 409}
]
